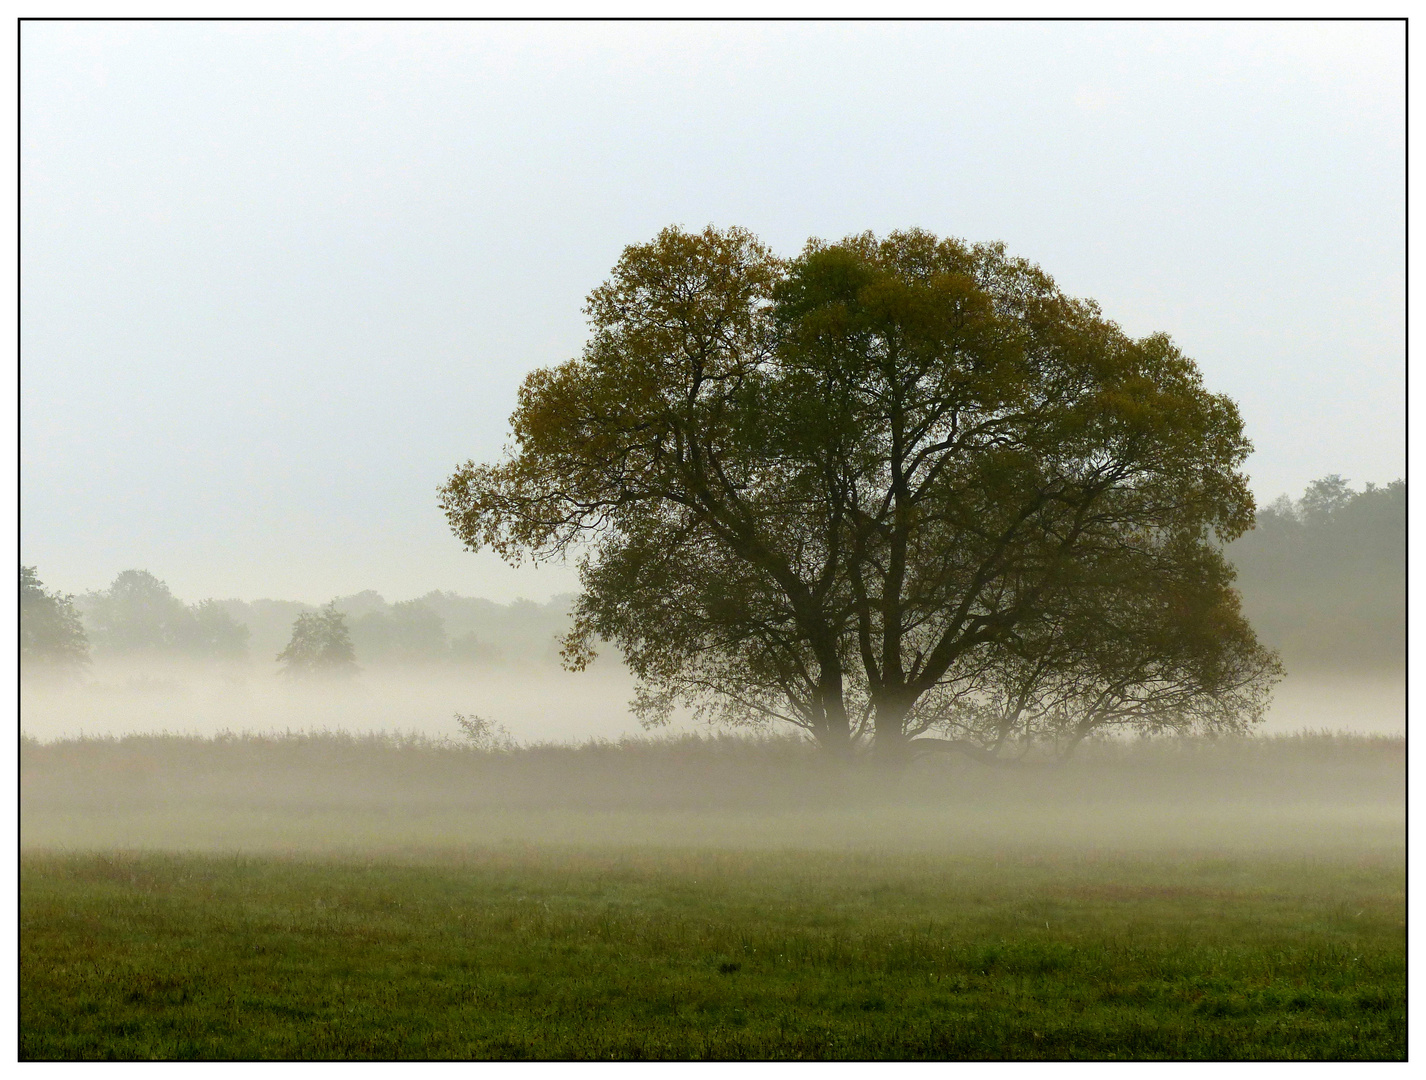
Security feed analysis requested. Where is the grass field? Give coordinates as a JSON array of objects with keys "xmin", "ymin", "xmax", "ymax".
[
  {"xmin": 20, "ymin": 731, "xmax": 1406, "ymax": 1060},
  {"xmin": 21, "ymin": 847, "xmax": 1404, "ymax": 1060}
]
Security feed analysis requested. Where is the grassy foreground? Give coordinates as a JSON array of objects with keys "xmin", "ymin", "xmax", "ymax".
[{"xmin": 21, "ymin": 846, "xmax": 1404, "ymax": 1060}]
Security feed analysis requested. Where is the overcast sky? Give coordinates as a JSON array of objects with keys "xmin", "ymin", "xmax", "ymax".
[{"xmin": 21, "ymin": 20, "xmax": 1404, "ymax": 605}]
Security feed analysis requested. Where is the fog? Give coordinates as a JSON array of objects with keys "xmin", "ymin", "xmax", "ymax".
[
  {"xmin": 20, "ymin": 652, "xmax": 1405, "ymax": 858},
  {"xmin": 20, "ymin": 657, "xmax": 672, "ymax": 745},
  {"xmin": 17, "ymin": 652, "xmax": 1405, "ymax": 747},
  {"xmin": 1259, "ymin": 671, "xmax": 1404, "ymax": 738},
  {"xmin": 20, "ymin": 719, "xmax": 1403, "ymax": 861}
]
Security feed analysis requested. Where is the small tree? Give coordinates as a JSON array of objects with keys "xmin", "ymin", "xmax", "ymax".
[
  {"xmin": 453, "ymin": 712, "xmax": 517, "ymax": 751},
  {"xmin": 276, "ymin": 601, "xmax": 358, "ymax": 678},
  {"xmin": 21, "ymin": 566, "xmax": 90, "ymax": 682}
]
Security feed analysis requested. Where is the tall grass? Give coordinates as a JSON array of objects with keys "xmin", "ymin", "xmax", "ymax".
[
  {"xmin": 21, "ymin": 728, "xmax": 1404, "ymax": 807},
  {"xmin": 21, "ymin": 730, "xmax": 1403, "ymax": 855}
]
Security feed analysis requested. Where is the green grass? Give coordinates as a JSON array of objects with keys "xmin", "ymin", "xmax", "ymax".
[{"xmin": 21, "ymin": 846, "xmax": 1404, "ymax": 1060}]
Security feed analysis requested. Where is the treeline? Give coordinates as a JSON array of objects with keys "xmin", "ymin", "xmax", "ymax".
[
  {"xmin": 1226, "ymin": 476, "xmax": 1404, "ymax": 674},
  {"xmin": 80, "ymin": 570, "xmax": 252, "ymax": 660},
  {"xmin": 215, "ymin": 590, "xmax": 576, "ymax": 670},
  {"xmin": 20, "ymin": 567, "xmax": 90, "ymax": 680},
  {"xmin": 20, "ymin": 566, "xmax": 577, "ymax": 681}
]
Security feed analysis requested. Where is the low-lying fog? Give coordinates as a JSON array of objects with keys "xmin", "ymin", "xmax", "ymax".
[
  {"xmin": 18, "ymin": 658, "xmax": 1406, "ymax": 745},
  {"xmin": 22, "ymin": 659, "xmax": 666, "ymax": 745},
  {"xmin": 22, "ymin": 658, "xmax": 1403, "ymax": 857}
]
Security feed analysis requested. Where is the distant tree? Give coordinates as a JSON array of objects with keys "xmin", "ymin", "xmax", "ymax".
[
  {"xmin": 333, "ymin": 590, "xmax": 388, "ymax": 619},
  {"xmin": 349, "ymin": 610, "xmax": 396, "ymax": 662},
  {"xmin": 82, "ymin": 570, "xmax": 251, "ymax": 661},
  {"xmin": 276, "ymin": 601, "xmax": 359, "ymax": 678},
  {"xmin": 218, "ymin": 598, "xmax": 308, "ymax": 669},
  {"xmin": 1297, "ymin": 474, "xmax": 1356, "ymax": 526},
  {"xmin": 343, "ymin": 596, "xmax": 449, "ymax": 666},
  {"xmin": 84, "ymin": 570, "xmax": 195, "ymax": 654},
  {"xmin": 1226, "ymin": 476, "xmax": 1404, "ymax": 672},
  {"xmin": 21, "ymin": 566, "xmax": 90, "ymax": 681},
  {"xmin": 349, "ymin": 599, "xmax": 448, "ymax": 665},
  {"xmin": 387, "ymin": 600, "xmax": 448, "ymax": 662},
  {"xmin": 449, "ymin": 630, "xmax": 501, "ymax": 665},
  {"xmin": 190, "ymin": 599, "xmax": 252, "ymax": 660},
  {"xmin": 414, "ymin": 591, "xmax": 575, "ymax": 668}
]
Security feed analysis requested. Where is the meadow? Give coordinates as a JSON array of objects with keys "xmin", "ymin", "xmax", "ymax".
[{"xmin": 20, "ymin": 731, "xmax": 1406, "ymax": 1060}]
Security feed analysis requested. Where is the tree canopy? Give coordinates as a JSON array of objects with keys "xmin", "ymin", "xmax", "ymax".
[
  {"xmin": 276, "ymin": 601, "xmax": 359, "ymax": 679},
  {"xmin": 21, "ymin": 566, "xmax": 91, "ymax": 681},
  {"xmin": 348, "ymin": 599, "xmax": 449, "ymax": 665},
  {"xmin": 81, "ymin": 569, "xmax": 250, "ymax": 661},
  {"xmin": 442, "ymin": 226, "xmax": 1280, "ymax": 762}
]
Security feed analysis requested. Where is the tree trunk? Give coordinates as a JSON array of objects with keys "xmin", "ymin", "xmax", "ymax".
[
  {"xmin": 871, "ymin": 695, "xmax": 914, "ymax": 771},
  {"xmin": 809, "ymin": 656, "xmax": 849, "ymax": 758},
  {"xmin": 813, "ymin": 664, "xmax": 856, "ymax": 760}
]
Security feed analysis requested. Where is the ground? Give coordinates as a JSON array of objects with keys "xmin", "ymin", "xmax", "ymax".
[{"xmin": 20, "ymin": 732, "xmax": 1405, "ymax": 1060}]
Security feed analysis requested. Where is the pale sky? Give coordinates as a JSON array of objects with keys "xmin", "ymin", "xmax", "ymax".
[{"xmin": 20, "ymin": 20, "xmax": 1405, "ymax": 605}]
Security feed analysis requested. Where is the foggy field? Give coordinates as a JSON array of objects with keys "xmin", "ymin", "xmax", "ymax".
[
  {"xmin": 20, "ymin": 16, "xmax": 1404, "ymax": 1065},
  {"xmin": 20, "ymin": 731, "xmax": 1404, "ymax": 1059},
  {"xmin": 19, "ymin": 661, "xmax": 651, "ymax": 745},
  {"xmin": 16, "ymin": 662, "xmax": 1407, "ymax": 745},
  {"xmin": 20, "ymin": 730, "xmax": 1404, "ymax": 853},
  {"xmin": 17, "ymin": 556, "xmax": 1405, "ymax": 1060}
]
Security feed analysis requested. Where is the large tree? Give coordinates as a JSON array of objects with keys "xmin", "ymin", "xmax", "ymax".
[{"xmin": 442, "ymin": 226, "xmax": 1275, "ymax": 761}]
